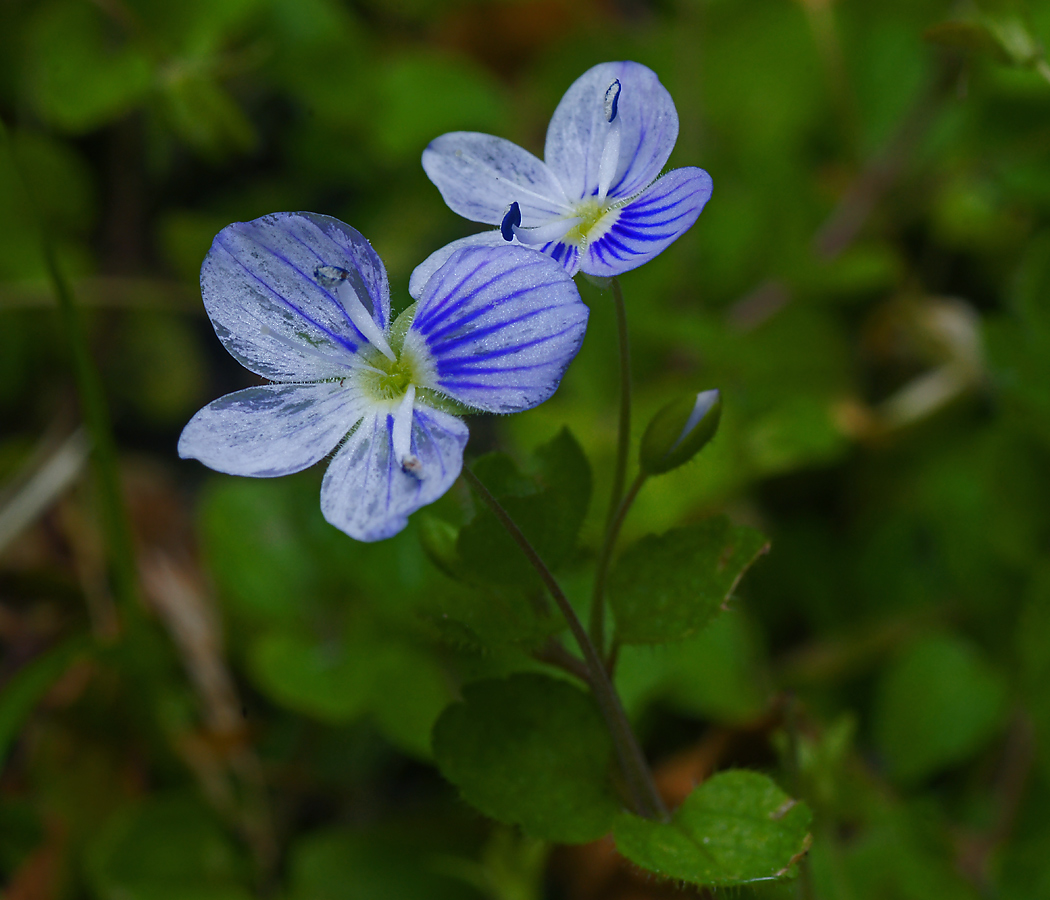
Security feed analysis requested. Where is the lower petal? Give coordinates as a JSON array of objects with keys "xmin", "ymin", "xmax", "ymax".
[
  {"xmin": 320, "ymin": 403, "xmax": 468, "ymax": 542},
  {"xmin": 178, "ymin": 382, "xmax": 367, "ymax": 477},
  {"xmin": 581, "ymin": 167, "xmax": 713, "ymax": 277}
]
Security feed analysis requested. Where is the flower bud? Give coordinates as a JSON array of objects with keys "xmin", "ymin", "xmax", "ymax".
[{"xmin": 639, "ymin": 389, "xmax": 721, "ymax": 475}]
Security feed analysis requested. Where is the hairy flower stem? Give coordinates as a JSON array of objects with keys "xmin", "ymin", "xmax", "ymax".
[
  {"xmin": 590, "ymin": 276, "xmax": 632, "ymax": 651},
  {"xmin": 463, "ymin": 466, "xmax": 667, "ymax": 821},
  {"xmin": 0, "ymin": 117, "xmax": 141, "ymax": 627},
  {"xmin": 592, "ymin": 470, "xmax": 648, "ymax": 671}
]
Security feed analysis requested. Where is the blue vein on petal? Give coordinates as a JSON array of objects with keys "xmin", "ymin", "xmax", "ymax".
[
  {"xmin": 436, "ymin": 319, "xmax": 580, "ymax": 381},
  {"xmin": 384, "ymin": 414, "xmax": 395, "ymax": 513},
  {"xmin": 414, "ymin": 411, "xmax": 448, "ymax": 480},
  {"xmin": 413, "ymin": 254, "xmax": 493, "ymax": 333},
  {"xmin": 436, "ymin": 313, "xmax": 578, "ymax": 365},
  {"xmin": 421, "ymin": 276, "xmax": 562, "ymax": 345},
  {"xmin": 214, "ymin": 238, "xmax": 359, "ymax": 355},
  {"xmin": 231, "ymin": 232, "xmax": 379, "ymax": 348},
  {"xmin": 414, "ymin": 257, "xmax": 550, "ymax": 337},
  {"xmin": 437, "ymin": 324, "xmax": 582, "ymax": 381},
  {"xmin": 425, "ymin": 291, "xmax": 566, "ymax": 349},
  {"xmin": 283, "ymin": 219, "xmax": 388, "ymax": 331}
]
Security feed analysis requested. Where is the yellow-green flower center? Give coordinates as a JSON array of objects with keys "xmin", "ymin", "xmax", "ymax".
[
  {"xmin": 361, "ymin": 345, "xmax": 421, "ymax": 403},
  {"xmin": 563, "ymin": 199, "xmax": 617, "ymax": 246}
]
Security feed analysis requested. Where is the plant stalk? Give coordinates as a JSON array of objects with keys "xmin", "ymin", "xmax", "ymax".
[
  {"xmin": 463, "ymin": 466, "xmax": 667, "ymax": 821},
  {"xmin": 590, "ymin": 276, "xmax": 632, "ymax": 650}
]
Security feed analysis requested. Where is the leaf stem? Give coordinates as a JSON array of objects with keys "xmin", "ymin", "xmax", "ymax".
[
  {"xmin": 462, "ymin": 466, "xmax": 667, "ymax": 821},
  {"xmin": 590, "ymin": 276, "xmax": 632, "ymax": 650}
]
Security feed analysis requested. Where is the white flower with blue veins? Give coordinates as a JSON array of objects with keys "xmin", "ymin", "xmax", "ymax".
[
  {"xmin": 419, "ymin": 61, "xmax": 713, "ymax": 279},
  {"xmin": 178, "ymin": 212, "xmax": 588, "ymax": 542}
]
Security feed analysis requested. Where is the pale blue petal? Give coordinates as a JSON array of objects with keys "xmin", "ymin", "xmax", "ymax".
[
  {"xmin": 178, "ymin": 382, "xmax": 368, "ymax": 477},
  {"xmin": 582, "ymin": 167, "xmax": 713, "ymax": 277},
  {"xmin": 202, "ymin": 212, "xmax": 391, "ymax": 381},
  {"xmin": 406, "ymin": 244, "xmax": 588, "ymax": 413},
  {"xmin": 422, "ymin": 132, "xmax": 571, "ymax": 226},
  {"xmin": 408, "ymin": 231, "xmax": 507, "ymax": 301},
  {"xmin": 320, "ymin": 403, "xmax": 468, "ymax": 542},
  {"xmin": 545, "ymin": 61, "xmax": 678, "ymax": 204}
]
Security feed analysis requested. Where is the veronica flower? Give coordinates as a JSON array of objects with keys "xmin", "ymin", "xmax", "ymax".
[
  {"xmin": 421, "ymin": 61, "xmax": 712, "ymax": 278},
  {"xmin": 178, "ymin": 212, "xmax": 588, "ymax": 542}
]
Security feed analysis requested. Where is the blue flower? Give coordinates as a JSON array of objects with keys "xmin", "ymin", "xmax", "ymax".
[
  {"xmin": 178, "ymin": 212, "xmax": 588, "ymax": 541},
  {"xmin": 420, "ymin": 61, "xmax": 713, "ymax": 278}
]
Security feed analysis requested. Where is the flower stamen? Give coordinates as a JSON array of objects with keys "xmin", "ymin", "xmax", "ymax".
[
  {"xmin": 597, "ymin": 79, "xmax": 622, "ymax": 202},
  {"xmin": 316, "ymin": 265, "xmax": 396, "ymax": 361},
  {"xmin": 500, "ymin": 201, "xmax": 583, "ymax": 246},
  {"xmin": 391, "ymin": 384, "xmax": 421, "ymax": 476}
]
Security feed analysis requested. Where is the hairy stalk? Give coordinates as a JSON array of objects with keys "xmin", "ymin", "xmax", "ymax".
[
  {"xmin": 594, "ymin": 470, "xmax": 648, "ymax": 672},
  {"xmin": 590, "ymin": 276, "xmax": 632, "ymax": 650},
  {"xmin": 463, "ymin": 466, "xmax": 667, "ymax": 821},
  {"xmin": 0, "ymin": 117, "xmax": 140, "ymax": 624}
]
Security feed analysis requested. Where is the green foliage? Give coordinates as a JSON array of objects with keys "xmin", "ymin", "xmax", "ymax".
[
  {"xmin": 5, "ymin": 0, "xmax": 1050, "ymax": 895},
  {"xmin": 286, "ymin": 828, "xmax": 480, "ymax": 900},
  {"xmin": 873, "ymin": 634, "xmax": 1008, "ymax": 785},
  {"xmin": 609, "ymin": 517, "xmax": 769, "ymax": 645},
  {"xmin": 617, "ymin": 610, "xmax": 769, "ymax": 723},
  {"xmin": 613, "ymin": 771, "xmax": 812, "ymax": 887},
  {"xmin": 0, "ymin": 636, "xmax": 88, "ymax": 765},
  {"xmin": 25, "ymin": 0, "xmax": 153, "ymax": 133},
  {"xmin": 432, "ymin": 674, "xmax": 621, "ymax": 843},
  {"xmin": 85, "ymin": 795, "xmax": 251, "ymax": 900},
  {"xmin": 457, "ymin": 428, "xmax": 591, "ymax": 587}
]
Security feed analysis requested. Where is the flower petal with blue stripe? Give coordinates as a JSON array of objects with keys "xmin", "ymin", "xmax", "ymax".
[
  {"xmin": 179, "ymin": 212, "xmax": 588, "ymax": 542},
  {"xmin": 422, "ymin": 61, "xmax": 712, "ymax": 278}
]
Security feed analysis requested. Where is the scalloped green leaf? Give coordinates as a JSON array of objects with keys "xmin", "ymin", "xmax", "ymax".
[
  {"xmin": 610, "ymin": 517, "xmax": 769, "ymax": 645},
  {"xmin": 613, "ymin": 770, "xmax": 811, "ymax": 887},
  {"xmin": 432, "ymin": 674, "xmax": 620, "ymax": 843}
]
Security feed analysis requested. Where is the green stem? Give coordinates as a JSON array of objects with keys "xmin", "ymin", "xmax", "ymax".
[
  {"xmin": 0, "ymin": 117, "xmax": 140, "ymax": 624},
  {"xmin": 593, "ymin": 470, "xmax": 648, "ymax": 671},
  {"xmin": 462, "ymin": 467, "xmax": 667, "ymax": 821},
  {"xmin": 590, "ymin": 276, "xmax": 632, "ymax": 650}
]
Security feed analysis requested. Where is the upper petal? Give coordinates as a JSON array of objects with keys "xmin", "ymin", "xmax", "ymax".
[
  {"xmin": 422, "ymin": 132, "xmax": 571, "ymax": 225},
  {"xmin": 406, "ymin": 244, "xmax": 589, "ymax": 413},
  {"xmin": 581, "ymin": 167, "xmax": 713, "ymax": 277},
  {"xmin": 320, "ymin": 403, "xmax": 468, "ymax": 541},
  {"xmin": 178, "ymin": 382, "xmax": 368, "ymax": 477},
  {"xmin": 545, "ymin": 61, "xmax": 679, "ymax": 203},
  {"xmin": 202, "ymin": 212, "xmax": 391, "ymax": 381},
  {"xmin": 409, "ymin": 231, "xmax": 507, "ymax": 301}
]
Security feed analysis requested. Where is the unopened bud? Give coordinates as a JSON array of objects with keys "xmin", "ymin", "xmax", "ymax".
[{"xmin": 639, "ymin": 389, "xmax": 721, "ymax": 475}]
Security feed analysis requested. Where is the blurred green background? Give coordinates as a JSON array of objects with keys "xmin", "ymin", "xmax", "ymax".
[{"xmin": 3, "ymin": 0, "xmax": 1050, "ymax": 897}]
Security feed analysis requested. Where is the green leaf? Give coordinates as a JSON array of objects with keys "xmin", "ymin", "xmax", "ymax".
[
  {"xmin": 431, "ymin": 674, "xmax": 621, "ymax": 843},
  {"xmin": 610, "ymin": 517, "xmax": 769, "ymax": 645},
  {"xmin": 86, "ymin": 794, "xmax": 252, "ymax": 900},
  {"xmin": 25, "ymin": 0, "xmax": 153, "ymax": 132},
  {"xmin": 248, "ymin": 631, "xmax": 376, "ymax": 722},
  {"xmin": 873, "ymin": 634, "xmax": 1008, "ymax": 784},
  {"xmin": 617, "ymin": 611, "xmax": 768, "ymax": 723},
  {"xmin": 424, "ymin": 579, "xmax": 560, "ymax": 650},
  {"xmin": 613, "ymin": 770, "xmax": 812, "ymax": 887},
  {"xmin": 0, "ymin": 635, "xmax": 90, "ymax": 765},
  {"xmin": 457, "ymin": 428, "xmax": 592, "ymax": 586},
  {"xmin": 287, "ymin": 828, "xmax": 480, "ymax": 900}
]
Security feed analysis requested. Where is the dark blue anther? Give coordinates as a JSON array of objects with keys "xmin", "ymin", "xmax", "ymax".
[
  {"xmin": 315, "ymin": 265, "xmax": 350, "ymax": 288},
  {"xmin": 604, "ymin": 79, "xmax": 621, "ymax": 123},
  {"xmin": 500, "ymin": 201, "xmax": 521, "ymax": 242}
]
